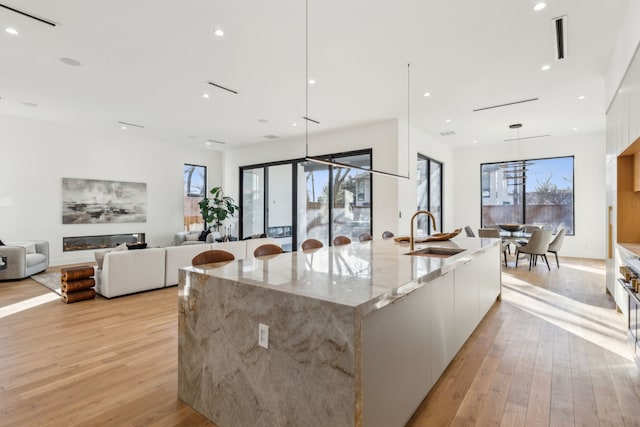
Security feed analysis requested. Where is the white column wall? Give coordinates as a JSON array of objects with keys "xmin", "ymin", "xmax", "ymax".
[
  {"xmin": 605, "ymin": 1, "xmax": 640, "ymax": 110},
  {"xmin": 0, "ymin": 115, "xmax": 222, "ymax": 265},
  {"xmin": 452, "ymin": 132, "xmax": 606, "ymax": 259}
]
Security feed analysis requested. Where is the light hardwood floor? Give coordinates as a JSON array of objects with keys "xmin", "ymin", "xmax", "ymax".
[{"xmin": 1, "ymin": 258, "xmax": 639, "ymax": 426}]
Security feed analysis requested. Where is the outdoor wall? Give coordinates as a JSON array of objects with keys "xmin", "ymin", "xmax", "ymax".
[
  {"xmin": 452, "ymin": 132, "xmax": 606, "ymax": 259},
  {"xmin": 0, "ymin": 115, "xmax": 222, "ymax": 266}
]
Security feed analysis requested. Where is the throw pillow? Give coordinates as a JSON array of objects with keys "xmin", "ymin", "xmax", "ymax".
[
  {"xmin": 16, "ymin": 242, "xmax": 36, "ymax": 254},
  {"xmin": 198, "ymin": 229, "xmax": 211, "ymax": 241},
  {"xmin": 112, "ymin": 242, "xmax": 128, "ymax": 252},
  {"xmin": 94, "ymin": 251, "xmax": 107, "ymax": 269},
  {"xmin": 185, "ymin": 233, "xmax": 200, "ymax": 241},
  {"xmin": 126, "ymin": 242, "xmax": 147, "ymax": 250}
]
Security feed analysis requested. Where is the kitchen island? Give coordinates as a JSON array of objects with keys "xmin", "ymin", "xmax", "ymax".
[{"xmin": 178, "ymin": 237, "xmax": 501, "ymax": 427}]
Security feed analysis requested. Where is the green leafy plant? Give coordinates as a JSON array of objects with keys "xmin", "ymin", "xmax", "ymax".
[{"xmin": 198, "ymin": 187, "xmax": 239, "ymax": 230}]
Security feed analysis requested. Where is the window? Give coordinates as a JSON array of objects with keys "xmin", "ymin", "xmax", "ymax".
[
  {"xmin": 240, "ymin": 150, "xmax": 372, "ymax": 250},
  {"xmin": 417, "ymin": 154, "xmax": 443, "ymax": 234},
  {"xmin": 480, "ymin": 156, "xmax": 574, "ymax": 234},
  {"xmin": 183, "ymin": 164, "xmax": 207, "ymax": 231}
]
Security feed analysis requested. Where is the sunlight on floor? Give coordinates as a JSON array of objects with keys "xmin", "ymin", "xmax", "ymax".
[
  {"xmin": 559, "ymin": 262, "xmax": 606, "ymax": 276},
  {"xmin": 501, "ymin": 272, "xmax": 633, "ymax": 362},
  {"xmin": 0, "ymin": 292, "xmax": 60, "ymax": 319}
]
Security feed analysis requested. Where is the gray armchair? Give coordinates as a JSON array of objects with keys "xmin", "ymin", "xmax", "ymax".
[{"xmin": 0, "ymin": 240, "xmax": 49, "ymax": 280}]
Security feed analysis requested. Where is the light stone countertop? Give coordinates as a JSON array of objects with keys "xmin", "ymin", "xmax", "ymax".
[{"xmin": 183, "ymin": 236, "xmax": 500, "ymax": 316}]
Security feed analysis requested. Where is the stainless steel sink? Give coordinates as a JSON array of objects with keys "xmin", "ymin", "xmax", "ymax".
[{"xmin": 404, "ymin": 247, "xmax": 465, "ymax": 257}]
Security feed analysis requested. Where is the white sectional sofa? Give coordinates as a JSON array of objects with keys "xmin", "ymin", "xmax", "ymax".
[{"xmin": 95, "ymin": 238, "xmax": 277, "ymax": 298}]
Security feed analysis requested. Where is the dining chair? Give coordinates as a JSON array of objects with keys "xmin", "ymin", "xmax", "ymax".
[
  {"xmin": 547, "ymin": 228, "xmax": 566, "ymax": 268},
  {"xmin": 358, "ymin": 232, "xmax": 373, "ymax": 242},
  {"xmin": 333, "ymin": 236, "xmax": 352, "ymax": 246},
  {"xmin": 464, "ymin": 225, "xmax": 475, "ymax": 237},
  {"xmin": 192, "ymin": 249, "xmax": 235, "ymax": 266},
  {"xmin": 382, "ymin": 231, "xmax": 395, "ymax": 239},
  {"xmin": 301, "ymin": 238, "xmax": 323, "ymax": 251},
  {"xmin": 253, "ymin": 244, "xmax": 284, "ymax": 257},
  {"xmin": 477, "ymin": 228, "xmax": 508, "ymax": 267},
  {"xmin": 515, "ymin": 229, "xmax": 553, "ymax": 271}
]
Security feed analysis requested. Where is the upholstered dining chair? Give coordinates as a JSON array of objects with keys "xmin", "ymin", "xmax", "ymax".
[
  {"xmin": 192, "ymin": 249, "xmax": 235, "ymax": 266},
  {"xmin": 253, "ymin": 244, "xmax": 284, "ymax": 258},
  {"xmin": 301, "ymin": 238, "xmax": 323, "ymax": 251},
  {"xmin": 358, "ymin": 232, "xmax": 373, "ymax": 242},
  {"xmin": 382, "ymin": 231, "xmax": 395, "ymax": 240},
  {"xmin": 333, "ymin": 236, "xmax": 352, "ymax": 246},
  {"xmin": 515, "ymin": 229, "xmax": 553, "ymax": 271},
  {"xmin": 477, "ymin": 228, "xmax": 508, "ymax": 267},
  {"xmin": 547, "ymin": 228, "xmax": 566, "ymax": 268}
]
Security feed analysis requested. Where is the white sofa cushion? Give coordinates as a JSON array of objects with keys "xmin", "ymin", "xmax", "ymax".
[
  {"xmin": 213, "ymin": 240, "xmax": 248, "ymax": 260},
  {"xmin": 165, "ymin": 244, "xmax": 215, "ymax": 286},
  {"xmin": 244, "ymin": 237, "xmax": 278, "ymax": 258},
  {"xmin": 97, "ymin": 248, "xmax": 165, "ymax": 298}
]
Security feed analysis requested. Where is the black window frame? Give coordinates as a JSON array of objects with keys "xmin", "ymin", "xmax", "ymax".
[
  {"xmin": 239, "ymin": 149, "xmax": 373, "ymax": 249},
  {"xmin": 480, "ymin": 155, "xmax": 575, "ymax": 235}
]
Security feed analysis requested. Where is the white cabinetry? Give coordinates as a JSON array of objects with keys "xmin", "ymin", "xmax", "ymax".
[
  {"xmin": 362, "ymin": 244, "xmax": 501, "ymax": 427},
  {"xmin": 431, "ymin": 272, "xmax": 455, "ymax": 380},
  {"xmin": 362, "ymin": 279, "xmax": 432, "ymax": 427}
]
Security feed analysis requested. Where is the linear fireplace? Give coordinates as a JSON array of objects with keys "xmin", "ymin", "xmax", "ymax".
[{"xmin": 63, "ymin": 233, "xmax": 145, "ymax": 252}]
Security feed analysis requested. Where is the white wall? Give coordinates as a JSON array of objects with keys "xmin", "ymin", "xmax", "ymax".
[
  {"xmin": 452, "ymin": 132, "xmax": 606, "ymax": 259},
  {"xmin": 0, "ymin": 115, "xmax": 222, "ymax": 266},
  {"xmin": 223, "ymin": 120, "xmax": 455, "ymax": 240},
  {"xmin": 605, "ymin": 1, "xmax": 640, "ymax": 110},
  {"xmin": 396, "ymin": 121, "xmax": 455, "ymax": 236}
]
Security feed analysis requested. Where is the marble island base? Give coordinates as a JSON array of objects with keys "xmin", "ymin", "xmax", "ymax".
[{"xmin": 178, "ymin": 238, "xmax": 501, "ymax": 426}]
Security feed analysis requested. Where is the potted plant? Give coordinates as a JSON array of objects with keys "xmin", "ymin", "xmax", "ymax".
[{"xmin": 198, "ymin": 187, "xmax": 239, "ymax": 233}]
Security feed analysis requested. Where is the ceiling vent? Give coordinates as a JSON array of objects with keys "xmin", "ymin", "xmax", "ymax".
[
  {"xmin": 473, "ymin": 98, "xmax": 539, "ymax": 112},
  {"xmin": 553, "ymin": 15, "xmax": 567, "ymax": 60},
  {"xmin": 439, "ymin": 131, "xmax": 456, "ymax": 136},
  {"xmin": 0, "ymin": 4, "xmax": 56, "ymax": 26},
  {"xmin": 207, "ymin": 139, "xmax": 226, "ymax": 145},
  {"xmin": 117, "ymin": 120, "xmax": 144, "ymax": 128},
  {"xmin": 207, "ymin": 81, "xmax": 238, "ymax": 94},
  {"xmin": 263, "ymin": 134, "xmax": 280, "ymax": 140},
  {"xmin": 504, "ymin": 134, "xmax": 550, "ymax": 142}
]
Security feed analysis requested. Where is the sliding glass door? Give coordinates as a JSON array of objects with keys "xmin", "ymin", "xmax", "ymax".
[
  {"xmin": 240, "ymin": 150, "xmax": 372, "ymax": 250},
  {"xmin": 417, "ymin": 154, "xmax": 443, "ymax": 234},
  {"xmin": 297, "ymin": 161, "xmax": 330, "ymax": 247},
  {"xmin": 331, "ymin": 153, "xmax": 371, "ymax": 240}
]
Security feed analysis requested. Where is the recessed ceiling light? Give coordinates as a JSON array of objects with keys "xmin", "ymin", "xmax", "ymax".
[
  {"xmin": 202, "ymin": 93, "xmax": 210, "ymax": 98},
  {"xmin": 120, "ymin": 126, "xmax": 127, "ymax": 130},
  {"xmin": 213, "ymin": 29, "xmax": 224, "ymax": 37},
  {"xmin": 533, "ymin": 2, "xmax": 546, "ymax": 11},
  {"xmin": 205, "ymin": 141, "xmax": 212, "ymax": 146},
  {"xmin": 5, "ymin": 27, "xmax": 18, "ymax": 35},
  {"xmin": 308, "ymin": 79, "xmax": 316, "ymax": 85},
  {"xmin": 60, "ymin": 57, "xmax": 82, "ymax": 67},
  {"xmin": 473, "ymin": 140, "xmax": 478, "ymax": 144},
  {"xmin": 423, "ymin": 92, "xmax": 431, "ymax": 97},
  {"xmin": 541, "ymin": 64, "xmax": 551, "ymax": 71},
  {"xmin": 577, "ymin": 95, "xmax": 585, "ymax": 100},
  {"xmin": 572, "ymin": 127, "xmax": 579, "ymax": 131},
  {"xmin": 445, "ymin": 119, "xmax": 451, "ymax": 123},
  {"xmin": 292, "ymin": 122, "xmax": 297, "ymax": 127}
]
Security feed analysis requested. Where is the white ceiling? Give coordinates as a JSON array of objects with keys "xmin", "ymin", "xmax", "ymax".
[{"xmin": 0, "ymin": 0, "xmax": 630, "ymax": 151}]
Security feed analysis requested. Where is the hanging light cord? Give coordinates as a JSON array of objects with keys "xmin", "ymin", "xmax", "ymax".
[{"xmin": 303, "ymin": 0, "xmax": 409, "ymax": 179}]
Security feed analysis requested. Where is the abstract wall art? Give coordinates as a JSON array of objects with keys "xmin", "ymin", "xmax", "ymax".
[{"xmin": 62, "ymin": 178, "xmax": 147, "ymax": 224}]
